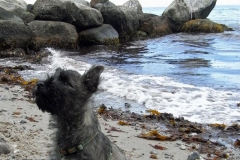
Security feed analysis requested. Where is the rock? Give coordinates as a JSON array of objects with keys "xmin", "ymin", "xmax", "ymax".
[
  {"xmin": 164, "ymin": 153, "xmax": 173, "ymax": 158},
  {"xmin": 0, "ymin": 136, "xmax": 5, "ymax": 142},
  {"xmin": 28, "ymin": 20, "xmax": 78, "ymax": 50},
  {"xmin": 30, "ymin": 49, "xmax": 51, "ymax": 63},
  {"xmin": 187, "ymin": 151, "xmax": 202, "ymax": 160},
  {"xmin": 119, "ymin": 0, "xmax": 143, "ymax": 40},
  {"xmin": 79, "ymin": 24, "xmax": 119, "ymax": 45},
  {"xmin": 184, "ymin": 0, "xmax": 217, "ymax": 19},
  {"xmin": 121, "ymin": 0, "xmax": 143, "ymax": 16},
  {"xmin": 162, "ymin": 0, "xmax": 217, "ymax": 31},
  {"xmin": 20, "ymin": 12, "xmax": 35, "ymax": 23},
  {"xmin": 93, "ymin": 1, "xmax": 127, "ymax": 40},
  {"xmin": 221, "ymin": 24, "xmax": 234, "ymax": 31},
  {"xmin": 32, "ymin": 0, "xmax": 67, "ymax": 21},
  {"xmin": 180, "ymin": 144, "xmax": 187, "ymax": 150},
  {"xmin": 19, "ymin": 120, "xmax": 27, "ymax": 124},
  {"xmin": 0, "ymin": 48, "xmax": 25, "ymax": 58},
  {"xmin": 0, "ymin": 7, "xmax": 22, "ymax": 22},
  {"xmin": 0, "ymin": 142, "xmax": 11, "ymax": 154},
  {"xmin": 0, "ymin": 109, "xmax": 7, "ymax": 112},
  {"xmin": 160, "ymin": 113, "xmax": 175, "ymax": 120},
  {"xmin": 0, "ymin": 20, "xmax": 33, "ymax": 50},
  {"xmin": 150, "ymin": 150, "xmax": 157, "ymax": 154},
  {"xmin": 124, "ymin": 103, "xmax": 131, "ymax": 108},
  {"xmin": 180, "ymin": 19, "xmax": 224, "ymax": 33},
  {"xmin": 139, "ymin": 14, "xmax": 172, "ymax": 38},
  {"xmin": 0, "ymin": 0, "xmax": 27, "ymax": 15},
  {"xmin": 90, "ymin": 0, "xmax": 108, "ymax": 6},
  {"xmin": 26, "ymin": 4, "xmax": 34, "ymax": 12},
  {"xmin": 162, "ymin": 0, "xmax": 192, "ymax": 28},
  {"xmin": 14, "ymin": 65, "xmax": 33, "ymax": 70},
  {"xmin": 93, "ymin": 0, "xmax": 143, "ymax": 41},
  {"xmin": 150, "ymin": 154, "xmax": 157, "ymax": 159},
  {"xmin": 60, "ymin": 0, "xmax": 90, "ymax": 7},
  {"xmin": 62, "ymin": 1, "xmax": 103, "ymax": 31}
]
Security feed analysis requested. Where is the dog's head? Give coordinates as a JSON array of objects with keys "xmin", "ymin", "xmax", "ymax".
[{"xmin": 34, "ymin": 65, "xmax": 104, "ymax": 115}]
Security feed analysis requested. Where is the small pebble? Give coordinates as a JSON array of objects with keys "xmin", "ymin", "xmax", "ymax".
[
  {"xmin": 150, "ymin": 150, "xmax": 157, "ymax": 154},
  {"xmin": 134, "ymin": 127, "xmax": 139, "ymax": 131},
  {"xmin": 150, "ymin": 154, "xmax": 157, "ymax": 159},
  {"xmin": 180, "ymin": 144, "xmax": 187, "ymax": 150},
  {"xmin": 0, "ymin": 136, "xmax": 5, "ymax": 143},
  {"xmin": 124, "ymin": 103, "xmax": 131, "ymax": 108},
  {"xmin": 0, "ymin": 142, "xmax": 11, "ymax": 154},
  {"xmin": 19, "ymin": 120, "xmax": 27, "ymax": 124},
  {"xmin": 21, "ymin": 126, "xmax": 26, "ymax": 130},
  {"xmin": 0, "ymin": 109, "xmax": 7, "ymax": 112},
  {"xmin": 187, "ymin": 151, "xmax": 203, "ymax": 160},
  {"xmin": 176, "ymin": 142, "xmax": 182, "ymax": 146},
  {"xmin": 165, "ymin": 153, "xmax": 173, "ymax": 158}
]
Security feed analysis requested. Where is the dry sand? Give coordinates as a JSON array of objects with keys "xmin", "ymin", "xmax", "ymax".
[
  {"xmin": 0, "ymin": 84, "xmax": 51, "ymax": 159},
  {"xmin": 0, "ymin": 84, "xmax": 237, "ymax": 160}
]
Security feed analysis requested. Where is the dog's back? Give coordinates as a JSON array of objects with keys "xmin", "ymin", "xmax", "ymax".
[{"xmin": 111, "ymin": 143, "xmax": 129, "ymax": 160}]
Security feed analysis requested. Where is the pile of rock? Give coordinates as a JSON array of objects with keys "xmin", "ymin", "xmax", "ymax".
[{"xmin": 0, "ymin": 0, "xmax": 232, "ymax": 54}]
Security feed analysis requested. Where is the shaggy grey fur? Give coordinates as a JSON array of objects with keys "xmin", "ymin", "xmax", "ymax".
[{"xmin": 34, "ymin": 66, "xmax": 128, "ymax": 160}]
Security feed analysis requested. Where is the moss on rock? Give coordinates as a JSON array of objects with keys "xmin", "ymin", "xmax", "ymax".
[{"xmin": 180, "ymin": 19, "xmax": 224, "ymax": 33}]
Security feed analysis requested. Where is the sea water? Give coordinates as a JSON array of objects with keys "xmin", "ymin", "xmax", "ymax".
[{"xmin": 1, "ymin": 5, "xmax": 239, "ymax": 124}]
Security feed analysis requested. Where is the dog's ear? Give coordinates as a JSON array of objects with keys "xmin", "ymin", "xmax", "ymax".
[
  {"xmin": 82, "ymin": 65, "xmax": 104, "ymax": 93},
  {"xmin": 54, "ymin": 67, "xmax": 62, "ymax": 77}
]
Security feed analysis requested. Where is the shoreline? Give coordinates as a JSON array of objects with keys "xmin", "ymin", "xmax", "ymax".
[{"xmin": 0, "ymin": 84, "xmax": 240, "ymax": 159}]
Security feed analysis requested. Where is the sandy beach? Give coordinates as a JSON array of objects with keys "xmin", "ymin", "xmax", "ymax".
[{"xmin": 0, "ymin": 84, "xmax": 239, "ymax": 160}]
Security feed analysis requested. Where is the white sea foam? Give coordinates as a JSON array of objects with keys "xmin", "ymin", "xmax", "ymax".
[
  {"xmin": 46, "ymin": 48, "xmax": 91, "ymax": 74},
  {"xmin": 99, "ymin": 72, "xmax": 240, "ymax": 124},
  {"xmin": 22, "ymin": 49, "xmax": 240, "ymax": 125}
]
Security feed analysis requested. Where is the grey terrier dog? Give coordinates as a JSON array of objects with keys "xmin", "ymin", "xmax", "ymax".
[{"xmin": 34, "ymin": 66, "xmax": 128, "ymax": 160}]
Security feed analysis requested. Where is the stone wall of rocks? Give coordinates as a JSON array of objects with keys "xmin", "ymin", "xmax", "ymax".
[{"xmin": 0, "ymin": 0, "xmax": 233, "ymax": 55}]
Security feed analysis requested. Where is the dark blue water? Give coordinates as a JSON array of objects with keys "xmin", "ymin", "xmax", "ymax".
[{"xmin": 78, "ymin": 5, "xmax": 240, "ymax": 91}]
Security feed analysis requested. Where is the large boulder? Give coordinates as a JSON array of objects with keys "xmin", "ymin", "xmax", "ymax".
[
  {"xmin": 184, "ymin": 0, "xmax": 217, "ymax": 19},
  {"xmin": 79, "ymin": 24, "xmax": 119, "ymax": 45},
  {"xmin": 0, "ymin": 0, "xmax": 27, "ymax": 15},
  {"xmin": 0, "ymin": 7, "xmax": 22, "ymax": 22},
  {"xmin": 121, "ymin": 0, "xmax": 143, "ymax": 15},
  {"xmin": 180, "ymin": 19, "xmax": 224, "ymax": 33},
  {"xmin": 93, "ymin": 0, "xmax": 143, "ymax": 41},
  {"xmin": 139, "ymin": 14, "xmax": 173, "ymax": 38},
  {"xmin": 62, "ymin": 1, "xmax": 103, "ymax": 31},
  {"xmin": 20, "ymin": 12, "xmax": 35, "ymax": 23},
  {"xmin": 0, "ymin": 20, "xmax": 33, "ymax": 50},
  {"xmin": 119, "ymin": 0, "xmax": 143, "ymax": 35},
  {"xmin": 93, "ymin": 1, "xmax": 128, "ymax": 40},
  {"xmin": 162, "ymin": 0, "xmax": 217, "ymax": 31},
  {"xmin": 28, "ymin": 21, "xmax": 78, "ymax": 50},
  {"xmin": 31, "ymin": 0, "xmax": 67, "ymax": 21}
]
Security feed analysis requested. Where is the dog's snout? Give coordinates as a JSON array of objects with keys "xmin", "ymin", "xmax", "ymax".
[{"xmin": 37, "ymin": 81, "xmax": 44, "ymax": 88}]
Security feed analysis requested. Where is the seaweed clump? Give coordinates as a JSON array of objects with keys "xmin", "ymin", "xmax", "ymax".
[
  {"xmin": 0, "ymin": 65, "xmax": 38, "ymax": 100},
  {"xmin": 180, "ymin": 19, "xmax": 224, "ymax": 33}
]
